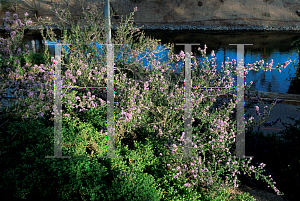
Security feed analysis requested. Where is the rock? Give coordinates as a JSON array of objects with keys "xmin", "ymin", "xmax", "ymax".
[{"xmin": 296, "ymin": 10, "xmax": 300, "ymax": 17}]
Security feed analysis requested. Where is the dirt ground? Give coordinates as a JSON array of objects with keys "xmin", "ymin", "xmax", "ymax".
[
  {"xmin": 113, "ymin": 0, "xmax": 300, "ymax": 28},
  {"xmin": 1, "ymin": 0, "xmax": 300, "ymax": 29}
]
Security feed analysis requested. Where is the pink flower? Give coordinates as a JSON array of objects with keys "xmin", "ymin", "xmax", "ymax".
[
  {"xmin": 211, "ymin": 50, "xmax": 215, "ymax": 57},
  {"xmin": 10, "ymin": 31, "xmax": 16, "ymax": 37},
  {"xmin": 255, "ymin": 106, "xmax": 259, "ymax": 114},
  {"xmin": 24, "ymin": 12, "xmax": 28, "ymax": 17},
  {"xmin": 25, "ymin": 20, "xmax": 32, "ymax": 26},
  {"xmin": 184, "ymin": 183, "xmax": 192, "ymax": 187},
  {"xmin": 179, "ymin": 50, "xmax": 185, "ymax": 59}
]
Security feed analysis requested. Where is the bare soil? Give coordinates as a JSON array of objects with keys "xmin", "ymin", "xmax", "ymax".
[{"xmin": 2, "ymin": 0, "xmax": 300, "ymax": 30}]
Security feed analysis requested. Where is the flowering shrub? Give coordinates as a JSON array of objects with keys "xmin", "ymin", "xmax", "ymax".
[{"xmin": 0, "ymin": 1, "xmax": 293, "ymax": 200}]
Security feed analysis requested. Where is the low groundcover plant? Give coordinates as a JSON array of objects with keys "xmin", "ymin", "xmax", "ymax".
[{"xmin": 0, "ymin": 1, "xmax": 293, "ymax": 200}]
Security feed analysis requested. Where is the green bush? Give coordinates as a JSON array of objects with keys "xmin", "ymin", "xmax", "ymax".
[
  {"xmin": 231, "ymin": 192, "xmax": 256, "ymax": 201},
  {"xmin": 18, "ymin": 50, "xmax": 52, "ymax": 67},
  {"xmin": 0, "ymin": 105, "xmax": 164, "ymax": 200},
  {"xmin": 0, "ymin": 108, "xmax": 110, "ymax": 200},
  {"xmin": 244, "ymin": 116, "xmax": 300, "ymax": 199},
  {"xmin": 199, "ymin": 186, "xmax": 256, "ymax": 201},
  {"xmin": 106, "ymin": 171, "xmax": 162, "ymax": 201},
  {"xmin": 0, "ymin": 118, "xmax": 62, "ymax": 200},
  {"xmin": 1, "ymin": 1, "xmax": 292, "ymax": 200}
]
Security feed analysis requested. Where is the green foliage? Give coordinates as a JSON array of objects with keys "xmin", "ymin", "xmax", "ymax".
[
  {"xmin": 288, "ymin": 37, "xmax": 300, "ymax": 95},
  {"xmin": 245, "ymin": 117, "xmax": 300, "ymax": 199},
  {"xmin": 0, "ymin": 119, "xmax": 61, "ymax": 200},
  {"xmin": 0, "ymin": 98, "xmax": 165, "ymax": 200},
  {"xmin": 287, "ymin": 69, "xmax": 300, "ymax": 94},
  {"xmin": 103, "ymin": 139, "xmax": 163, "ymax": 200},
  {"xmin": 230, "ymin": 192, "xmax": 256, "ymax": 201},
  {"xmin": 199, "ymin": 186, "xmax": 256, "ymax": 201},
  {"xmin": 0, "ymin": 114, "xmax": 162, "ymax": 200},
  {"xmin": 18, "ymin": 50, "xmax": 52, "ymax": 67},
  {"xmin": 106, "ymin": 171, "xmax": 162, "ymax": 201},
  {"xmin": 1, "ymin": 0, "xmax": 296, "ymax": 200}
]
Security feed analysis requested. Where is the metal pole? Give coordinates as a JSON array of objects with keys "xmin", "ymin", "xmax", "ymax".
[
  {"xmin": 104, "ymin": 0, "xmax": 118, "ymax": 158},
  {"xmin": 104, "ymin": 0, "xmax": 111, "ymax": 44}
]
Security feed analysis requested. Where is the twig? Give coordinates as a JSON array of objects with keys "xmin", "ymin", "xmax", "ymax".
[{"xmin": 0, "ymin": 119, "xmax": 9, "ymax": 127}]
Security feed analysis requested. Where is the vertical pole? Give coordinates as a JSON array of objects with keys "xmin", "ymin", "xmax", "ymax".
[
  {"xmin": 184, "ymin": 47, "xmax": 192, "ymax": 158},
  {"xmin": 104, "ymin": 0, "xmax": 118, "ymax": 158},
  {"xmin": 46, "ymin": 43, "xmax": 70, "ymax": 159},
  {"xmin": 104, "ymin": 0, "xmax": 111, "ymax": 45},
  {"xmin": 174, "ymin": 43, "xmax": 200, "ymax": 159},
  {"xmin": 229, "ymin": 44, "xmax": 253, "ymax": 160}
]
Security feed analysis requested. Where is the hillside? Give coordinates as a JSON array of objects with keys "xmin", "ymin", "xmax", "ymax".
[{"xmin": 1, "ymin": 0, "xmax": 300, "ymax": 31}]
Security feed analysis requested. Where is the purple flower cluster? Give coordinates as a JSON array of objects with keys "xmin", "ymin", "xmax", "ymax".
[{"xmin": 0, "ymin": 12, "xmax": 31, "ymax": 63}]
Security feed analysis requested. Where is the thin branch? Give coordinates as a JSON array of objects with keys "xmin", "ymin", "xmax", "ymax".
[{"xmin": 0, "ymin": 119, "xmax": 9, "ymax": 127}]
